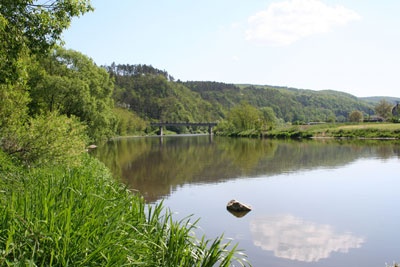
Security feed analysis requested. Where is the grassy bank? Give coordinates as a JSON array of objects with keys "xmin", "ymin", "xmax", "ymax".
[
  {"xmin": 0, "ymin": 151, "xmax": 249, "ymax": 266},
  {"xmin": 265, "ymin": 123, "xmax": 400, "ymax": 139}
]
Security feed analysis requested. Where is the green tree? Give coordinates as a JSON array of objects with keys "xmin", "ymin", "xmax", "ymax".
[
  {"xmin": 0, "ymin": 81, "xmax": 30, "ymax": 153},
  {"xmin": 349, "ymin": 110, "xmax": 363, "ymax": 122},
  {"xmin": 228, "ymin": 102, "xmax": 261, "ymax": 133},
  {"xmin": 1, "ymin": 0, "xmax": 93, "ymax": 156},
  {"xmin": 326, "ymin": 114, "xmax": 336, "ymax": 123},
  {"xmin": 113, "ymin": 107, "xmax": 147, "ymax": 136},
  {"xmin": 0, "ymin": 0, "xmax": 93, "ymax": 82},
  {"xmin": 108, "ymin": 64, "xmax": 219, "ymax": 124},
  {"xmin": 28, "ymin": 47, "xmax": 116, "ymax": 141},
  {"xmin": 374, "ymin": 99, "xmax": 393, "ymax": 120},
  {"xmin": 260, "ymin": 107, "xmax": 277, "ymax": 129},
  {"xmin": 0, "ymin": 52, "xmax": 33, "ymax": 153}
]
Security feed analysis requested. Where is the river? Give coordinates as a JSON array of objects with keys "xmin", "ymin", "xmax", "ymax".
[{"xmin": 91, "ymin": 135, "xmax": 400, "ymax": 267}]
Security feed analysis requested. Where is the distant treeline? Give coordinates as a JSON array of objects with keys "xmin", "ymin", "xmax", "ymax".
[{"xmin": 105, "ymin": 63, "xmax": 380, "ymax": 126}]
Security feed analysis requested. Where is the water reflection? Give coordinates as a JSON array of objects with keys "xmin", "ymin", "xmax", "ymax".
[
  {"xmin": 92, "ymin": 136, "xmax": 400, "ymax": 202},
  {"xmin": 227, "ymin": 209, "xmax": 251, "ymax": 218},
  {"xmin": 250, "ymin": 214, "xmax": 364, "ymax": 262},
  {"xmin": 92, "ymin": 136, "xmax": 400, "ymax": 266}
]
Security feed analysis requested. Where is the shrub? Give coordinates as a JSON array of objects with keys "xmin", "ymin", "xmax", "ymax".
[{"xmin": 16, "ymin": 111, "xmax": 88, "ymax": 167}]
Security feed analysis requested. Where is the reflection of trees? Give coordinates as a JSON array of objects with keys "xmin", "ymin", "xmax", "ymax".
[
  {"xmin": 91, "ymin": 137, "xmax": 151, "ymax": 179},
  {"xmin": 250, "ymin": 214, "xmax": 364, "ymax": 262},
  {"xmin": 92, "ymin": 136, "xmax": 400, "ymax": 202}
]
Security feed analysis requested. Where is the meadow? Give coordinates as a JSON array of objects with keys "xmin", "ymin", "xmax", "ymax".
[{"xmin": 266, "ymin": 122, "xmax": 400, "ymax": 139}]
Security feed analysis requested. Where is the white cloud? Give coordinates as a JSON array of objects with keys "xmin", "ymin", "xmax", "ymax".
[
  {"xmin": 250, "ymin": 214, "xmax": 364, "ymax": 262},
  {"xmin": 232, "ymin": 55, "xmax": 240, "ymax": 61},
  {"xmin": 245, "ymin": 0, "xmax": 361, "ymax": 46}
]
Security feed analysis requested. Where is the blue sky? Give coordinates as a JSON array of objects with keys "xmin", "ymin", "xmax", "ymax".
[{"xmin": 63, "ymin": 0, "xmax": 400, "ymax": 97}]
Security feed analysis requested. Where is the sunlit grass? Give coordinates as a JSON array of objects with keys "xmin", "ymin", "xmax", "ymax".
[
  {"xmin": 266, "ymin": 122, "xmax": 400, "ymax": 139},
  {"xmin": 337, "ymin": 123, "xmax": 400, "ymax": 131},
  {"xmin": 0, "ymin": 153, "xmax": 250, "ymax": 266}
]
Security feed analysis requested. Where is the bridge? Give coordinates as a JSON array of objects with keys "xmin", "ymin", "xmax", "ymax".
[{"xmin": 150, "ymin": 122, "xmax": 218, "ymax": 135}]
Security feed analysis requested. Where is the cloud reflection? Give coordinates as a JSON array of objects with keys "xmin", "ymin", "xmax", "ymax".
[{"xmin": 250, "ymin": 214, "xmax": 364, "ymax": 262}]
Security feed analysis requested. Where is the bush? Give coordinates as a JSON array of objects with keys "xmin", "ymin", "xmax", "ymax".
[{"xmin": 16, "ymin": 112, "xmax": 88, "ymax": 167}]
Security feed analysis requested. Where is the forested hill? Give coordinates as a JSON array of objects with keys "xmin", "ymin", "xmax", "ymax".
[
  {"xmin": 360, "ymin": 96, "xmax": 400, "ymax": 105},
  {"xmin": 107, "ymin": 63, "xmax": 377, "ymax": 124},
  {"xmin": 184, "ymin": 81, "xmax": 373, "ymax": 123}
]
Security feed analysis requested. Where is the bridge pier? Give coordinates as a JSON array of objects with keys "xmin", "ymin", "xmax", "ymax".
[
  {"xmin": 159, "ymin": 126, "xmax": 163, "ymax": 136},
  {"xmin": 208, "ymin": 125, "xmax": 213, "ymax": 135}
]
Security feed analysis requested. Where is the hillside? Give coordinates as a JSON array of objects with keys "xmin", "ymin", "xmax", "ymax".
[
  {"xmin": 106, "ymin": 64, "xmax": 396, "ymax": 126},
  {"xmin": 183, "ymin": 81, "xmax": 374, "ymax": 123},
  {"xmin": 360, "ymin": 96, "xmax": 400, "ymax": 105}
]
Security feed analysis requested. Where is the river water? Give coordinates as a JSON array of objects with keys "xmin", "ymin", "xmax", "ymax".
[{"xmin": 92, "ymin": 135, "xmax": 400, "ymax": 267}]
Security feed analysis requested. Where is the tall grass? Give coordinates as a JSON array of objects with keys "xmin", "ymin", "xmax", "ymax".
[{"xmin": 0, "ymin": 153, "xmax": 250, "ymax": 266}]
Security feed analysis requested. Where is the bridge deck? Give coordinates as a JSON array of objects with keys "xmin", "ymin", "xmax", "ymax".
[
  {"xmin": 150, "ymin": 122, "xmax": 217, "ymax": 127},
  {"xmin": 150, "ymin": 122, "xmax": 217, "ymax": 135}
]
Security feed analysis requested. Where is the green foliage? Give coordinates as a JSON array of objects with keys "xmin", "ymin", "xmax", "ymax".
[
  {"xmin": 266, "ymin": 125, "xmax": 314, "ymax": 139},
  {"xmin": 332, "ymin": 127, "xmax": 399, "ymax": 139},
  {"xmin": 0, "ymin": 149, "xmax": 21, "ymax": 173},
  {"xmin": 107, "ymin": 64, "xmax": 217, "ymax": 127},
  {"xmin": 361, "ymin": 96, "xmax": 400, "ymax": 105},
  {"xmin": 349, "ymin": 110, "xmax": 364, "ymax": 122},
  {"xmin": 0, "ymin": 81, "xmax": 30, "ymax": 153},
  {"xmin": 0, "ymin": 0, "xmax": 93, "ymax": 83},
  {"xmin": 106, "ymin": 66, "xmax": 379, "ymax": 135},
  {"xmin": 229, "ymin": 102, "xmax": 262, "ymax": 133},
  {"xmin": 0, "ymin": 52, "xmax": 33, "ymax": 154},
  {"xmin": 1, "ymin": 1, "xmax": 101, "ymax": 163},
  {"xmin": 265, "ymin": 123, "xmax": 400, "ymax": 139},
  {"xmin": 28, "ymin": 47, "xmax": 116, "ymax": 141},
  {"xmin": 113, "ymin": 107, "xmax": 147, "ymax": 136},
  {"xmin": 0, "ymin": 155, "xmax": 250, "ymax": 266},
  {"xmin": 260, "ymin": 107, "xmax": 278, "ymax": 129},
  {"xmin": 185, "ymin": 82, "xmax": 374, "ymax": 123},
  {"xmin": 215, "ymin": 103, "xmax": 278, "ymax": 137},
  {"xmin": 12, "ymin": 111, "xmax": 87, "ymax": 167},
  {"xmin": 214, "ymin": 120, "xmax": 236, "ymax": 136},
  {"xmin": 375, "ymin": 99, "xmax": 394, "ymax": 120}
]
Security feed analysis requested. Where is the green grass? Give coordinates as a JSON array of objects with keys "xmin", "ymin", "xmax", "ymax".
[
  {"xmin": 265, "ymin": 123, "xmax": 400, "ymax": 139},
  {"xmin": 0, "ymin": 152, "xmax": 250, "ymax": 266}
]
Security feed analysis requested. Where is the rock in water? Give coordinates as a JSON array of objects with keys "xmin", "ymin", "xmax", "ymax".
[{"xmin": 226, "ymin": 199, "xmax": 252, "ymax": 212}]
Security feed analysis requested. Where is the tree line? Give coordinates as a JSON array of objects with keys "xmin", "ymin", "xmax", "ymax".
[{"xmin": 107, "ymin": 64, "xmax": 399, "ymax": 136}]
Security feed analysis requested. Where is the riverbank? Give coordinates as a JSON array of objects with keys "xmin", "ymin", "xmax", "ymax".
[
  {"xmin": 0, "ymin": 150, "xmax": 249, "ymax": 266},
  {"xmin": 263, "ymin": 122, "xmax": 400, "ymax": 140}
]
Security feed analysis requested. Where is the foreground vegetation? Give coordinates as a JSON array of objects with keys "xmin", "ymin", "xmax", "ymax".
[
  {"xmin": 0, "ymin": 151, "xmax": 249, "ymax": 266},
  {"xmin": 0, "ymin": 2, "xmax": 249, "ymax": 265}
]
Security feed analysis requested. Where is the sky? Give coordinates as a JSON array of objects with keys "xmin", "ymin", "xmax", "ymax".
[{"xmin": 63, "ymin": 0, "xmax": 400, "ymax": 98}]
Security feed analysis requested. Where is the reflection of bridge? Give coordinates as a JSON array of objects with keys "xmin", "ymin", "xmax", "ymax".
[{"xmin": 150, "ymin": 122, "xmax": 218, "ymax": 135}]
